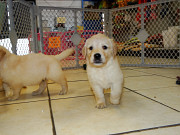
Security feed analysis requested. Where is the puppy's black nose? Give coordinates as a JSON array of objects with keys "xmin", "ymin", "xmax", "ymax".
[{"xmin": 94, "ymin": 53, "xmax": 101, "ymax": 60}]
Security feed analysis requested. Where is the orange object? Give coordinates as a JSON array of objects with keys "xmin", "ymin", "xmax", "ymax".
[{"xmin": 48, "ymin": 37, "xmax": 61, "ymax": 48}]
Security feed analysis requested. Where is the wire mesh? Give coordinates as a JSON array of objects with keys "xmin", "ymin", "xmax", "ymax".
[
  {"xmin": 39, "ymin": 7, "xmax": 105, "ymax": 69},
  {"xmin": 111, "ymin": 0, "xmax": 179, "ymax": 67},
  {"xmin": 144, "ymin": 1, "xmax": 179, "ymax": 66},
  {"xmin": 0, "ymin": 0, "xmax": 179, "ymax": 68},
  {"xmin": 0, "ymin": 0, "xmax": 32, "ymax": 55},
  {"xmin": 111, "ymin": 6, "xmax": 142, "ymax": 65},
  {"xmin": 0, "ymin": 0, "xmax": 11, "ymax": 51}
]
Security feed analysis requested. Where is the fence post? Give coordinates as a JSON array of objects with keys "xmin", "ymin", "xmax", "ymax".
[
  {"xmin": 74, "ymin": 10, "xmax": 80, "ymax": 68},
  {"xmin": 178, "ymin": 1, "xmax": 180, "ymax": 65},
  {"xmin": 104, "ymin": 9, "xmax": 109, "ymax": 36},
  {"xmin": 38, "ymin": 7, "xmax": 44, "ymax": 53},
  {"xmin": 30, "ymin": 4, "xmax": 38, "ymax": 53},
  {"xmin": 140, "ymin": 4, "xmax": 145, "ymax": 66},
  {"xmin": 108, "ymin": 10, "xmax": 113, "ymax": 39},
  {"xmin": 7, "ymin": 0, "xmax": 17, "ymax": 54}
]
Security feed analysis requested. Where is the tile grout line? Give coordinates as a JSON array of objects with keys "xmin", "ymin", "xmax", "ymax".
[
  {"xmin": 124, "ymin": 74, "xmax": 153, "ymax": 78},
  {"xmin": 129, "ymin": 85, "xmax": 180, "ymax": 91},
  {"xmin": 110, "ymin": 123, "xmax": 180, "ymax": 135},
  {"xmin": 50, "ymin": 94, "xmax": 94, "ymax": 101},
  {"xmin": 48, "ymin": 80, "xmax": 88, "ymax": 84},
  {"xmin": 67, "ymin": 80, "xmax": 88, "ymax": 82},
  {"xmin": 124, "ymin": 87, "xmax": 180, "ymax": 112},
  {"xmin": 131, "ymin": 69, "xmax": 176, "ymax": 79},
  {"xmin": 0, "ymin": 99, "xmax": 49, "ymax": 106},
  {"xmin": 47, "ymin": 86, "xmax": 57, "ymax": 135}
]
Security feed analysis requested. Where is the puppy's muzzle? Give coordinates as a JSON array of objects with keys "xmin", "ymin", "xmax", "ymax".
[{"xmin": 94, "ymin": 53, "xmax": 102, "ymax": 64}]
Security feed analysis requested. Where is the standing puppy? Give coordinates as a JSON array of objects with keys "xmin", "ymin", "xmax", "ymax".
[
  {"xmin": 0, "ymin": 46, "xmax": 74, "ymax": 100},
  {"xmin": 83, "ymin": 34, "xmax": 123, "ymax": 109}
]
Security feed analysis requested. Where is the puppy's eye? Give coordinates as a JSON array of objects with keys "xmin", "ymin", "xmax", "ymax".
[
  {"xmin": 89, "ymin": 46, "xmax": 93, "ymax": 50},
  {"xmin": 102, "ymin": 45, "xmax": 108, "ymax": 50}
]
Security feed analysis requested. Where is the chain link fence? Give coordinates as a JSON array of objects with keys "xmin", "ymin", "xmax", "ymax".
[
  {"xmin": 0, "ymin": 0, "xmax": 32, "ymax": 55},
  {"xmin": 110, "ymin": 0, "xmax": 179, "ymax": 67},
  {"xmin": 0, "ymin": 0, "xmax": 179, "ymax": 68},
  {"xmin": 38, "ymin": 7, "xmax": 106, "ymax": 69}
]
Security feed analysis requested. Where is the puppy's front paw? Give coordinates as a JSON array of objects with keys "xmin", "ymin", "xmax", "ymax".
[
  {"xmin": 110, "ymin": 98, "xmax": 120, "ymax": 105},
  {"xmin": 96, "ymin": 103, "xmax": 106, "ymax": 109}
]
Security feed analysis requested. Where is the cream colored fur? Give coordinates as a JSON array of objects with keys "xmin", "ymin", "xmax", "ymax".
[
  {"xmin": 83, "ymin": 34, "xmax": 123, "ymax": 109},
  {"xmin": 0, "ymin": 46, "xmax": 74, "ymax": 100}
]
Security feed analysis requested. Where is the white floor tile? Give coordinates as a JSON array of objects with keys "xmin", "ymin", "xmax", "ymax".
[
  {"xmin": 0, "ymin": 68, "xmax": 179, "ymax": 135},
  {"xmin": 48, "ymin": 81, "xmax": 93, "ymax": 99},
  {"xmin": 0, "ymin": 85, "xmax": 48, "ymax": 105},
  {"xmin": 65, "ymin": 71, "xmax": 88, "ymax": 81},
  {"xmin": 51, "ymin": 91, "xmax": 180, "ymax": 135},
  {"xmin": 132, "ymin": 67, "xmax": 180, "ymax": 78},
  {"xmin": 137, "ymin": 86, "xmax": 180, "ymax": 111},
  {"xmin": 122, "ymin": 69, "xmax": 150, "ymax": 78},
  {"xmin": 0, "ymin": 101, "xmax": 52, "ymax": 135},
  {"xmin": 124, "ymin": 75, "xmax": 176, "ymax": 90},
  {"xmin": 127, "ymin": 126, "xmax": 180, "ymax": 135}
]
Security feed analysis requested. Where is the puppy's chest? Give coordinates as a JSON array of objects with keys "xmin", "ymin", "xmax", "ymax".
[{"xmin": 87, "ymin": 68, "xmax": 113, "ymax": 88}]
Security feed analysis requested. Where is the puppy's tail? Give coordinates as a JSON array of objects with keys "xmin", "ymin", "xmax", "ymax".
[{"xmin": 54, "ymin": 48, "xmax": 74, "ymax": 61}]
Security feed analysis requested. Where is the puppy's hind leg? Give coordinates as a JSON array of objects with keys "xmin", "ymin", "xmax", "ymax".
[
  {"xmin": 47, "ymin": 65, "xmax": 68, "ymax": 95},
  {"xmin": 3, "ymin": 83, "xmax": 13, "ymax": 97},
  {"xmin": 8, "ymin": 85, "xmax": 22, "ymax": 101},
  {"xmin": 58, "ymin": 75, "xmax": 68, "ymax": 95},
  {"xmin": 32, "ymin": 80, "xmax": 47, "ymax": 96}
]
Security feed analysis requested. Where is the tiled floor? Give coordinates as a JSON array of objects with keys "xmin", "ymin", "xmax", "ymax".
[{"xmin": 0, "ymin": 67, "xmax": 180, "ymax": 135}]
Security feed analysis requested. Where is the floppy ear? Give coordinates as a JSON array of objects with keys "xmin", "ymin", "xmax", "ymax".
[
  {"xmin": 109, "ymin": 39, "xmax": 117, "ymax": 57},
  {"xmin": 0, "ymin": 49, "xmax": 6, "ymax": 61},
  {"xmin": 82, "ymin": 39, "xmax": 89, "ymax": 59}
]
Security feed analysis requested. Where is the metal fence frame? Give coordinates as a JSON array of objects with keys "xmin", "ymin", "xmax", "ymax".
[
  {"xmin": 0, "ymin": 0, "xmax": 179, "ymax": 68},
  {"xmin": 109, "ymin": 0, "xmax": 180, "ymax": 68},
  {"xmin": 37, "ymin": 6, "xmax": 108, "ymax": 69},
  {"xmin": 0, "ymin": 0, "xmax": 37, "ymax": 55}
]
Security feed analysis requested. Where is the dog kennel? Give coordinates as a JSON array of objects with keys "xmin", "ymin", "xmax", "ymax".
[{"xmin": 0, "ymin": 0, "xmax": 179, "ymax": 68}]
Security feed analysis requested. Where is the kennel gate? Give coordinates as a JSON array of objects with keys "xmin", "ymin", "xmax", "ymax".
[
  {"xmin": 0, "ymin": 0, "xmax": 179, "ymax": 68},
  {"xmin": 109, "ymin": 0, "xmax": 180, "ymax": 67},
  {"xmin": 0, "ymin": 0, "xmax": 34, "ymax": 55},
  {"xmin": 37, "ymin": 7, "xmax": 108, "ymax": 69}
]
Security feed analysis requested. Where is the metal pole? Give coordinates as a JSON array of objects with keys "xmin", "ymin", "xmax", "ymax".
[
  {"xmin": 104, "ymin": 10, "xmax": 109, "ymax": 36},
  {"xmin": 140, "ymin": 5, "xmax": 145, "ymax": 65},
  {"xmin": 34, "ymin": 6, "xmax": 39, "ymax": 53},
  {"xmin": 108, "ymin": 10, "xmax": 113, "ymax": 39},
  {"xmin": 7, "ymin": 0, "xmax": 17, "ymax": 54},
  {"xmin": 74, "ymin": 10, "xmax": 80, "ymax": 68},
  {"xmin": 178, "ymin": 1, "xmax": 180, "ymax": 66},
  {"xmin": 38, "ymin": 7, "xmax": 44, "ymax": 53},
  {"xmin": 30, "ymin": 4, "xmax": 37, "ymax": 53}
]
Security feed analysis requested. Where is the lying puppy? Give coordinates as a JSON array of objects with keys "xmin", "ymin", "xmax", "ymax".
[
  {"xmin": 83, "ymin": 34, "xmax": 123, "ymax": 109},
  {"xmin": 0, "ymin": 46, "xmax": 74, "ymax": 100}
]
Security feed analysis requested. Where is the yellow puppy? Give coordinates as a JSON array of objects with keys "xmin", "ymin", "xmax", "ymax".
[
  {"xmin": 0, "ymin": 46, "xmax": 74, "ymax": 100},
  {"xmin": 83, "ymin": 34, "xmax": 123, "ymax": 109}
]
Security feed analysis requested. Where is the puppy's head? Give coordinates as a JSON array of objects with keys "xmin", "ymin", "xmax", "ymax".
[{"xmin": 83, "ymin": 34, "xmax": 117, "ymax": 68}]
